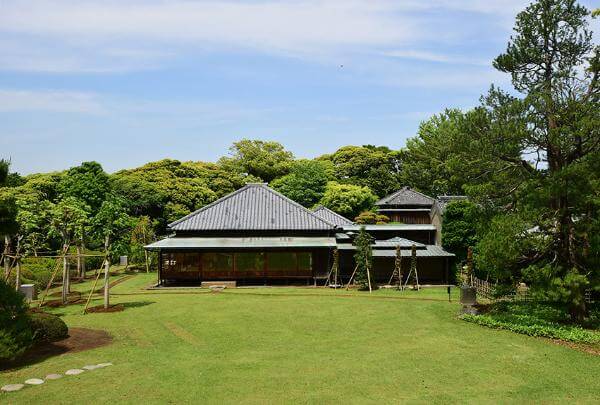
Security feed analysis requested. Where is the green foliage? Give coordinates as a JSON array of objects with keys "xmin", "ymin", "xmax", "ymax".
[
  {"xmin": 0, "ymin": 279, "xmax": 33, "ymax": 361},
  {"xmin": 476, "ymin": 214, "xmax": 541, "ymax": 282},
  {"xmin": 0, "ymin": 188, "xmax": 19, "ymax": 237},
  {"xmin": 271, "ymin": 160, "xmax": 329, "ymax": 207},
  {"xmin": 57, "ymin": 161, "xmax": 110, "ymax": 214},
  {"xmin": 130, "ymin": 216, "xmax": 156, "ymax": 265},
  {"xmin": 320, "ymin": 182, "xmax": 377, "ymax": 220},
  {"xmin": 29, "ymin": 312, "xmax": 68, "ymax": 343},
  {"xmin": 442, "ymin": 200, "xmax": 481, "ymax": 263},
  {"xmin": 112, "ymin": 159, "xmax": 241, "ymax": 230},
  {"xmin": 50, "ymin": 196, "xmax": 90, "ymax": 246},
  {"xmin": 93, "ymin": 196, "xmax": 135, "ymax": 258},
  {"xmin": 461, "ymin": 301, "xmax": 600, "ymax": 344},
  {"xmin": 0, "ymin": 159, "xmax": 9, "ymax": 185},
  {"xmin": 354, "ymin": 211, "xmax": 389, "ymax": 225},
  {"xmin": 353, "ymin": 226, "xmax": 375, "ymax": 290},
  {"xmin": 218, "ymin": 139, "xmax": 294, "ymax": 183},
  {"xmin": 318, "ymin": 145, "xmax": 401, "ymax": 197},
  {"xmin": 400, "ymin": 110, "xmax": 469, "ymax": 196}
]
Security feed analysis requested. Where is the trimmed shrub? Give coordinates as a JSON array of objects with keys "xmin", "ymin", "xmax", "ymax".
[
  {"xmin": 30, "ymin": 312, "xmax": 68, "ymax": 342},
  {"xmin": 0, "ymin": 279, "xmax": 33, "ymax": 361}
]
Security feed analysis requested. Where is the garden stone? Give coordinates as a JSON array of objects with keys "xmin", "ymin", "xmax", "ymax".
[
  {"xmin": 2, "ymin": 384, "xmax": 25, "ymax": 392},
  {"xmin": 97, "ymin": 362, "xmax": 113, "ymax": 368},
  {"xmin": 24, "ymin": 378, "xmax": 44, "ymax": 385},
  {"xmin": 83, "ymin": 365, "xmax": 100, "ymax": 370},
  {"xmin": 65, "ymin": 369, "xmax": 85, "ymax": 375},
  {"xmin": 46, "ymin": 374, "xmax": 63, "ymax": 380}
]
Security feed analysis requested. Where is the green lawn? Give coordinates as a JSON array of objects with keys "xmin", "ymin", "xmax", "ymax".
[{"xmin": 2, "ymin": 273, "xmax": 600, "ymax": 403}]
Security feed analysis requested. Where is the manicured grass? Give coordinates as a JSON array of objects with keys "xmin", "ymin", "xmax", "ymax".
[{"xmin": 2, "ymin": 274, "xmax": 600, "ymax": 403}]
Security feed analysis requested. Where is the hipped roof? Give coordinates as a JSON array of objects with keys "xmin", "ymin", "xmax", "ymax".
[{"xmin": 168, "ymin": 183, "xmax": 337, "ymax": 232}]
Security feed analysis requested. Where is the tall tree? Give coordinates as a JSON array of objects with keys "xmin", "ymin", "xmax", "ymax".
[
  {"xmin": 271, "ymin": 160, "xmax": 329, "ymax": 207},
  {"xmin": 218, "ymin": 139, "xmax": 294, "ymax": 183},
  {"xmin": 319, "ymin": 182, "xmax": 378, "ymax": 220},
  {"xmin": 458, "ymin": 0, "xmax": 599, "ymax": 321},
  {"xmin": 353, "ymin": 226, "xmax": 374, "ymax": 290},
  {"xmin": 318, "ymin": 145, "xmax": 401, "ymax": 197},
  {"xmin": 58, "ymin": 162, "xmax": 110, "ymax": 215}
]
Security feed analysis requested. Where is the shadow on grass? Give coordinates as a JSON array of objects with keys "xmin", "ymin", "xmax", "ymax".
[{"xmin": 1, "ymin": 328, "xmax": 112, "ymax": 372}]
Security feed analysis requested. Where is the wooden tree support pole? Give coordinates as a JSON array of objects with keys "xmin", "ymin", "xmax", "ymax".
[
  {"xmin": 103, "ymin": 258, "xmax": 110, "ymax": 309},
  {"xmin": 39, "ymin": 244, "xmax": 70, "ymax": 308},
  {"xmin": 15, "ymin": 257, "xmax": 21, "ymax": 292},
  {"xmin": 83, "ymin": 259, "xmax": 105, "ymax": 314},
  {"xmin": 61, "ymin": 254, "xmax": 68, "ymax": 304},
  {"xmin": 345, "ymin": 263, "xmax": 359, "ymax": 290},
  {"xmin": 365, "ymin": 257, "xmax": 372, "ymax": 293}
]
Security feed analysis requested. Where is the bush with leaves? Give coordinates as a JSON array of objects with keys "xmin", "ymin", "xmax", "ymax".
[
  {"xmin": 354, "ymin": 211, "xmax": 389, "ymax": 225},
  {"xmin": 0, "ymin": 279, "xmax": 33, "ymax": 361},
  {"xmin": 30, "ymin": 312, "xmax": 68, "ymax": 343},
  {"xmin": 353, "ymin": 226, "xmax": 376, "ymax": 290}
]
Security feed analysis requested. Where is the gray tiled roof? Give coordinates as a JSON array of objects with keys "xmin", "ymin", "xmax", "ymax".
[
  {"xmin": 168, "ymin": 183, "xmax": 337, "ymax": 231},
  {"xmin": 312, "ymin": 205, "xmax": 354, "ymax": 226},
  {"xmin": 373, "ymin": 237, "xmax": 426, "ymax": 249},
  {"xmin": 375, "ymin": 187, "xmax": 435, "ymax": 207}
]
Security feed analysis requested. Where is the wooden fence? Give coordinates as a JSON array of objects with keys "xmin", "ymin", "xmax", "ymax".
[{"xmin": 469, "ymin": 276, "xmax": 594, "ymax": 303}]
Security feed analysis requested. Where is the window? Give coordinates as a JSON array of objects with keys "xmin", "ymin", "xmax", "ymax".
[
  {"xmin": 163, "ymin": 253, "xmax": 199, "ymax": 273},
  {"xmin": 202, "ymin": 253, "xmax": 233, "ymax": 272},
  {"xmin": 267, "ymin": 252, "xmax": 297, "ymax": 272},
  {"xmin": 235, "ymin": 252, "xmax": 264, "ymax": 274},
  {"xmin": 297, "ymin": 252, "xmax": 312, "ymax": 271}
]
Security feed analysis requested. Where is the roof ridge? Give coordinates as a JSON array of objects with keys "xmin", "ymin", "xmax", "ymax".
[
  {"xmin": 376, "ymin": 186, "xmax": 435, "ymax": 205},
  {"xmin": 312, "ymin": 205, "xmax": 354, "ymax": 225},
  {"xmin": 262, "ymin": 185, "xmax": 338, "ymax": 228},
  {"xmin": 167, "ymin": 183, "xmax": 253, "ymax": 228}
]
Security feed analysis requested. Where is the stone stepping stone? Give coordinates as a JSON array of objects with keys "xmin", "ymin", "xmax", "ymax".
[
  {"xmin": 1, "ymin": 384, "xmax": 25, "ymax": 392},
  {"xmin": 83, "ymin": 365, "xmax": 100, "ymax": 370},
  {"xmin": 96, "ymin": 362, "xmax": 113, "ymax": 368},
  {"xmin": 65, "ymin": 369, "xmax": 85, "ymax": 375},
  {"xmin": 24, "ymin": 378, "xmax": 44, "ymax": 385},
  {"xmin": 46, "ymin": 374, "xmax": 63, "ymax": 380}
]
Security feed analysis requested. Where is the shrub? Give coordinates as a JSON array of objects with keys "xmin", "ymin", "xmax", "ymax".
[
  {"xmin": 354, "ymin": 211, "xmax": 390, "ymax": 225},
  {"xmin": 0, "ymin": 279, "xmax": 33, "ymax": 361},
  {"xmin": 29, "ymin": 312, "xmax": 68, "ymax": 342},
  {"xmin": 460, "ymin": 301, "xmax": 600, "ymax": 344}
]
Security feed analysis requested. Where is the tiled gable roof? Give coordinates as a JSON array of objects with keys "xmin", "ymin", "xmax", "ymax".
[
  {"xmin": 312, "ymin": 205, "xmax": 354, "ymax": 226},
  {"xmin": 168, "ymin": 183, "xmax": 337, "ymax": 231},
  {"xmin": 375, "ymin": 187, "xmax": 435, "ymax": 207}
]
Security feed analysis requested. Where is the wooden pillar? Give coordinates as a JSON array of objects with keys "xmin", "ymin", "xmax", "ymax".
[
  {"xmin": 103, "ymin": 258, "xmax": 110, "ymax": 309},
  {"xmin": 158, "ymin": 250, "xmax": 162, "ymax": 286}
]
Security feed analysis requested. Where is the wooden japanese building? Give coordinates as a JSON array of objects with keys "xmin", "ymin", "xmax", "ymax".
[{"xmin": 146, "ymin": 183, "xmax": 456, "ymax": 286}]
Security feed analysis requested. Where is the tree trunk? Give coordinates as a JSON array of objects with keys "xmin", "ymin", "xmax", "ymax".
[
  {"xmin": 76, "ymin": 244, "xmax": 82, "ymax": 279},
  {"xmin": 3, "ymin": 235, "xmax": 10, "ymax": 279},
  {"xmin": 62, "ymin": 253, "xmax": 68, "ymax": 304},
  {"xmin": 15, "ymin": 258, "xmax": 21, "ymax": 292},
  {"xmin": 81, "ymin": 242, "xmax": 86, "ymax": 278}
]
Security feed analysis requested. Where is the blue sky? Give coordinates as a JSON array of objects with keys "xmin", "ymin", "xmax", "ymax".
[{"xmin": 1, "ymin": 0, "xmax": 598, "ymax": 174}]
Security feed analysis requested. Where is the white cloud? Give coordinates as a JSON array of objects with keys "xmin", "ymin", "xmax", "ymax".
[
  {"xmin": 383, "ymin": 49, "xmax": 490, "ymax": 66},
  {"xmin": 0, "ymin": 89, "xmax": 104, "ymax": 113},
  {"xmin": 0, "ymin": 0, "xmax": 532, "ymax": 73}
]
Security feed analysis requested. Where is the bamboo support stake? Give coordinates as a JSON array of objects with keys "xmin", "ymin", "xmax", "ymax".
[
  {"xmin": 345, "ymin": 263, "xmax": 359, "ymax": 290},
  {"xmin": 83, "ymin": 259, "xmax": 105, "ymax": 314},
  {"xmin": 39, "ymin": 244, "xmax": 70, "ymax": 308},
  {"xmin": 365, "ymin": 257, "xmax": 372, "ymax": 293},
  {"xmin": 61, "ymin": 254, "xmax": 69, "ymax": 304},
  {"xmin": 15, "ymin": 257, "xmax": 21, "ymax": 292},
  {"xmin": 103, "ymin": 258, "xmax": 110, "ymax": 309}
]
